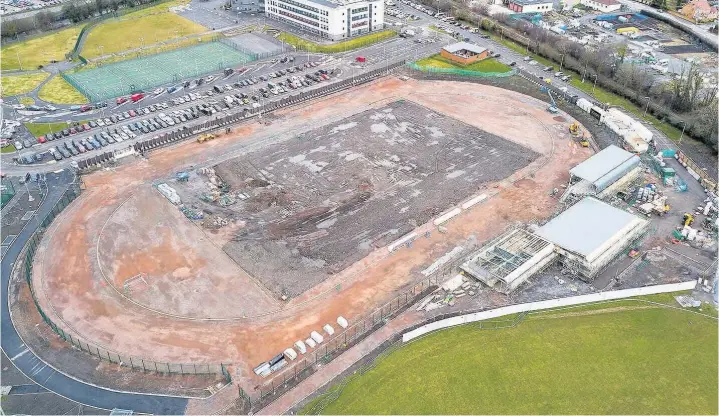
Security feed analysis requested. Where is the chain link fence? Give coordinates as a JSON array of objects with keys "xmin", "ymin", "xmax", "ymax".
[{"xmin": 21, "ymin": 182, "xmax": 232, "ymax": 381}]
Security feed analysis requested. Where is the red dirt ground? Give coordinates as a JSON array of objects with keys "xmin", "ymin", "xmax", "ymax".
[{"xmin": 30, "ymin": 78, "xmax": 592, "ymax": 395}]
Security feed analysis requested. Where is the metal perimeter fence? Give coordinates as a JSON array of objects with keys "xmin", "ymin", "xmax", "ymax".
[
  {"xmin": 255, "ymin": 273, "xmax": 441, "ymax": 406},
  {"xmin": 21, "ymin": 182, "xmax": 232, "ymax": 381},
  {"xmin": 75, "ymin": 60, "xmax": 407, "ymax": 171}
]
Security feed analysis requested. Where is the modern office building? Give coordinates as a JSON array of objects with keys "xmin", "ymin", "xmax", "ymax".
[{"xmin": 265, "ymin": 0, "xmax": 385, "ymax": 40}]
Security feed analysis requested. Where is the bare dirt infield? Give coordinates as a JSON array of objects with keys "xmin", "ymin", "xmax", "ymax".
[
  {"xmin": 29, "ymin": 77, "xmax": 592, "ymax": 394},
  {"xmin": 203, "ymin": 100, "xmax": 539, "ymax": 297}
]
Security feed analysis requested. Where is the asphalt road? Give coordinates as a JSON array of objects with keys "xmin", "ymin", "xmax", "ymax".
[{"xmin": 0, "ymin": 169, "xmax": 190, "ymax": 415}]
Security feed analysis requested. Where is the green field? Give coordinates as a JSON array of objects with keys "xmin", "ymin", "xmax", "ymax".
[
  {"xmin": 37, "ymin": 76, "xmax": 88, "ymax": 104},
  {"xmin": 1, "ymin": 27, "xmax": 83, "ymax": 70},
  {"xmin": 277, "ymin": 30, "xmax": 396, "ymax": 53},
  {"xmin": 81, "ymin": 4, "xmax": 206, "ymax": 59},
  {"xmin": 1, "ymin": 144, "xmax": 17, "ymax": 154},
  {"xmin": 305, "ymin": 297, "xmax": 718, "ymax": 415},
  {"xmin": 415, "ymin": 54, "xmax": 511, "ymax": 73},
  {"xmin": 1, "ymin": 72, "xmax": 49, "ymax": 96}
]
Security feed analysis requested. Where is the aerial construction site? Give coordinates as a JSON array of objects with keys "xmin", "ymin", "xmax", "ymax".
[{"xmin": 16, "ymin": 74, "xmax": 715, "ymax": 413}]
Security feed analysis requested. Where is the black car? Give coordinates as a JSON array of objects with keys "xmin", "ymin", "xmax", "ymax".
[{"xmin": 52, "ymin": 151, "xmax": 63, "ymax": 161}]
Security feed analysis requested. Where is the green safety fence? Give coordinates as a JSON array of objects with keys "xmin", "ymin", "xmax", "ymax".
[{"xmin": 406, "ymin": 62, "xmax": 517, "ymax": 78}]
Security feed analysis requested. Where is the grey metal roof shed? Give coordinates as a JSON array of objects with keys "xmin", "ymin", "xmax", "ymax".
[
  {"xmin": 535, "ymin": 197, "xmax": 645, "ymax": 259},
  {"xmin": 569, "ymin": 145, "xmax": 640, "ymax": 193}
]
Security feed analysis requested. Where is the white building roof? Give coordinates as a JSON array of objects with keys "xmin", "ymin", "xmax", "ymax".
[
  {"xmin": 570, "ymin": 145, "xmax": 639, "ymax": 189},
  {"xmin": 443, "ymin": 42, "xmax": 487, "ymax": 55},
  {"xmin": 535, "ymin": 198, "xmax": 644, "ymax": 258}
]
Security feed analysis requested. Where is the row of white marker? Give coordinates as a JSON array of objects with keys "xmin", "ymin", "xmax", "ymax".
[{"xmin": 254, "ymin": 315, "xmax": 349, "ymax": 377}]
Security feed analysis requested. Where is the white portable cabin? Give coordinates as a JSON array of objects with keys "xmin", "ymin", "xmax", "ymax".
[
  {"xmin": 294, "ymin": 340, "xmax": 307, "ymax": 354},
  {"xmin": 284, "ymin": 348, "xmax": 298, "ymax": 361},
  {"xmin": 323, "ymin": 324, "xmax": 335, "ymax": 336},
  {"xmin": 310, "ymin": 331, "xmax": 324, "ymax": 344},
  {"xmin": 305, "ymin": 338, "xmax": 317, "ymax": 348},
  {"xmin": 336, "ymin": 316, "xmax": 349, "ymax": 329}
]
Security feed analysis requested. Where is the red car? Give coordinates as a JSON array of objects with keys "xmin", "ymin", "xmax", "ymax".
[
  {"xmin": 69, "ymin": 127, "xmax": 77, "ymax": 134},
  {"xmin": 130, "ymin": 93, "xmax": 144, "ymax": 102},
  {"xmin": 116, "ymin": 97, "xmax": 128, "ymax": 105},
  {"xmin": 82, "ymin": 123, "xmax": 91, "ymax": 131},
  {"xmin": 80, "ymin": 105, "xmax": 92, "ymax": 112},
  {"xmin": 128, "ymin": 110, "xmax": 137, "ymax": 117},
  {"xmin": 37, "ymin": 136, "xmax": 47, "ymax": 143}
]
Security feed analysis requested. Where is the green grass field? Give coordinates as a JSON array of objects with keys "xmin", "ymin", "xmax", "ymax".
[
  {"xmin": 415, "ymin": 54, "xmax": 511, "ymax": 73},
  {"xmin": 37, "ymin": 76, "xmax": 88, "ymax": 104},
  {"xmin": 305, "ymin": 297, "xmax": 718, "ymax": 415},
  {"xmin": 1, "ymin": 72, "xmax": 49, "ymax": 96},
  {"xmin": 1, "ymin": 27, "xmax": 82, "ymax": 70},
  {"xmin": 277, "ymin": 30, "xmax": 396, "ymax": 53},
  {"xmin": 81, "ymin": 7, "xmax": 206, "ymax": 59},
  {"xmin": 1, "ymin": 144, "xmax": 18, "ymax": 154}
]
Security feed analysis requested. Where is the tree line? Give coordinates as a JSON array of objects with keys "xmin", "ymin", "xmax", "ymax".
[{"xmin": 420, "ymin": 0, "xmax": 718, "ymax": 150}]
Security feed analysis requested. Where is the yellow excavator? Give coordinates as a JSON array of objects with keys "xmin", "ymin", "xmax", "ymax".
[
  {"xmin": 569, "ymin": 122, "xmax": 590, "ymax": 147},
  {"xmin": 683, "ymin": 213, "xmax": 694, "ymax": 227},
  {"xmin": 197, "ymin": 133, "xmax": 217, "ymax": 144}
]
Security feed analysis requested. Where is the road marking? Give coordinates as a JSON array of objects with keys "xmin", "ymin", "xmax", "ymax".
[{"xmin": 10, "ymin": 347, "xmax": 29, "ymax": 361}]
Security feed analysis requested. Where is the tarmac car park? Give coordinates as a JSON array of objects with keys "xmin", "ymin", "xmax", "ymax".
[{"xmin": 13, "ymin": 61, "xmax": 334, "ymax": 166}]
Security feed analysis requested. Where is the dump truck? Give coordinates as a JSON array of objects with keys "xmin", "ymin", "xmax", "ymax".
[{"xmin": 197, "ymin": 133, "xmax": 217, "ymax": 143}]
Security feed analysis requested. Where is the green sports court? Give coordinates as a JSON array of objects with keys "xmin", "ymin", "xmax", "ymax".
[{"xmin": 64, "ymin": 41, "xmax": 255, "ymax": 102}]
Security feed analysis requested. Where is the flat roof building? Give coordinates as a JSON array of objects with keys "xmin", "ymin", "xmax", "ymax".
[
  {"xmin": 440, "ymin": 42, "xmax": 489, "ymax": 65},
  {"xmin": 265, "ymin": 0, "xmax": 384, "ymax": 41},
  {"xmin": 581, "ymin": 0, "xmax": 621, "ymax": 12},
  {"xmin": 566, "ymin": 145, "xmax": 641, "ymax": 198},
  {"xmin": 535, "ymin": 197, "xmax": 649, "ymax": 279},
  {"xmin": 507, "ymin": 0, "xmax": 553, "ymax": 13}
]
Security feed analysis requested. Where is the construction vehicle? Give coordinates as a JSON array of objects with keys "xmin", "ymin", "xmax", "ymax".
[
  {"xmin": 540, "ymin": 86, "xmax": 559, "ymax": 114},
  {"xmin": 683, "ymin": 213, "xmax": 694, "ymax": 227},
  {"xmin": 569, "ymin": 122, "xmax": 582, "ymax": 137},
  {"xmin": 197, "ymin": 133, "xmax": 217, "ymax": 143}
]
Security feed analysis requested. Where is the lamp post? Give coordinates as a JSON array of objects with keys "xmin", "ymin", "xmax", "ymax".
[
  {"xmin": 678, "ymin": 120, "xmax": 686, "ymax": 144},
  {"xmin": 643, "ymin": 96, "xmax": 651, "ymax": 118}
]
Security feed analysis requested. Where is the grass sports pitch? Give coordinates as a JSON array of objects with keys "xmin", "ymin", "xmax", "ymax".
[
  {"xmin": 303, "ymin": 295, "xmax": 718, "ymax": 415},
  {"xmin": 64, "ymin": 41, "xmax": 255, "ymax": 102}
]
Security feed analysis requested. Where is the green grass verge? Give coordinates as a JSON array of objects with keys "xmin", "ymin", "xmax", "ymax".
[
  {"xmin": 37, "ymin": 76, "xmax": 88, "ymax": 105},
  {"xmin": 1, "ymin": 27, "xmax": 82, "ymax": 71},
  {"xmin": 277, "ymin": 30, "xmax": 396, "ymax": 53},
  {"xmin": 81, "ymin": 5, "xmax": 206, "ymax": 59},
  {"xmin": 18, "ymin": 96, "xmax": 35, "ymax": 106},
  {"xmin": 24, "ymin": 121, "xmax": 86, "ymax": 137},
  {"xmin": 415, "ymin": 54, "xmax": 511, "ymax": 73},
  {"xmin": 1, "ymin": 144, "xmax": 17, "ymax": 153},
  {"xmin": 305, "ymin": 298, "xmax": 718, "ymax": 414},
  {"xmin": 0, "ymin": 72, "xmax": 49, "ymax": 96}
]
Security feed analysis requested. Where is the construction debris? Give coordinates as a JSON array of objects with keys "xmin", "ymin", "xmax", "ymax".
[{"xmin": 674, "ymin": 295, "xmax": 701, "ymax": 308}]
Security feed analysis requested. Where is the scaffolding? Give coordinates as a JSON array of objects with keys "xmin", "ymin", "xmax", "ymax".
[{"xmin": 461, "ymin": 229, "xmax": 556, "ymax": 293}]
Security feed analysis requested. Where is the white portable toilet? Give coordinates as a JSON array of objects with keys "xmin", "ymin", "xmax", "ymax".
[
  {"xmin": 305, "ymin": 337, "xmax": 317, "ymax": 348},
  {"xmin": 336, "ymin": 316, "xmax": 348, "ymax": 329},
  {"xmin": 284, "ymin": 348, "xmax": 298, "ymax": 361},
  {"xmin": 294, "ymin": 340, "xmax": 307, "ymax": 354},
  {"xmin": 323, "ymin": 324, "xmax": 335, "ymax": 336},
  {"xmin": 311, "ymin": 331, "xmax": 324, "ymax": 344}
]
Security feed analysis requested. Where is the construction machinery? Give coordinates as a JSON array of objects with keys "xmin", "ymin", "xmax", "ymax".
[
  {"xmin": 540, "ymin": 86, "xmax": 559, "ymax": 114},
  {"xmin": 683, "ymin": 213, "xmax": 694, "ymax": 227},
  {"xmin": 569, "ymin": 121, "xmax": 582, "ymax": 137},
  {"xmin": 197, "ymin": 133, "xmax": 217, "ymax": 144}
]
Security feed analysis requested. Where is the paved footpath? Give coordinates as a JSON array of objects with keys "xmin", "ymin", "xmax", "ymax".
[{"xmin": 258, "ymin": 307, "xmax": 426, "ymax": 415}]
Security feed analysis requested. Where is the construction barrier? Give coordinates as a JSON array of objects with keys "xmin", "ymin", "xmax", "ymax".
[{"xmin": 402, "ymin": 280, "xmax": 698, "ymax": 342}]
